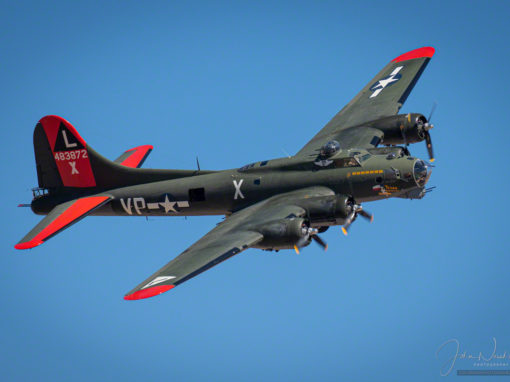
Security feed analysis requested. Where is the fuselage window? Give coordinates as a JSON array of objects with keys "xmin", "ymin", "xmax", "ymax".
[{"xmin": 189, "ymin": 188, "xmax": 205, "ymax": 202}]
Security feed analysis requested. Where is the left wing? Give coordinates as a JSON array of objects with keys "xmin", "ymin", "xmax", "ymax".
[
  {"xmin": 296, "ymin": 47, "xmax": 435, "ymax": 157},
  {"xmin": 124, "ymin": 187, "xmax": 333, "ymax": 300}
]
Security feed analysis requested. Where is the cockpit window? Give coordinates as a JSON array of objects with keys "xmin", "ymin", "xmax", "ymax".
[
  {"xmin": 334, "ymin": 157, "xmax": 360, "ymax": 168},
  {"xmin": 359, "ymin": 154, "xmax": 371, "ymax": 162},
  {"xmin": 367, "ymin": 147, "xmax": 405, "ymax": 158},
  {"xmin": 239, "ymin": 163, "xmax": 256, "ymax": 172}
]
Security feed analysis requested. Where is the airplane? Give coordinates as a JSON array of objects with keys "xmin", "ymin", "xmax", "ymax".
[{"xmin": 16, "ymin": 46, "xmax": 436, "ymax": 300}]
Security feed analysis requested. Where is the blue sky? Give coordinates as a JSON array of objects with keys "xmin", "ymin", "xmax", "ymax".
[{"xmin": 2, "ymin": 1, "xmax": 510, "ymax": 380}]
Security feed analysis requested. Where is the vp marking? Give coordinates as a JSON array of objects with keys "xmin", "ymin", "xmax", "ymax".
[
  {"xmin": 369, "ymin": 66, "xmax": 403, "ymax": 98},
  {"xmin": 233, "ymin": 179, "xmax": 245, "ymax": 200},
  {"xmin": 120, "ymin": 195, "xmax": 190, "ymax": 215},
  {"xmin": 120, "ymin": 197, "xmax": 146, "ymax": 215},
  {"xmin": 120, "ymin": 198, "xmax": 133, "ymax": 215},
  {"xmin": 69, "ymin": 161, "xmax": 79, "ymax": 174}
]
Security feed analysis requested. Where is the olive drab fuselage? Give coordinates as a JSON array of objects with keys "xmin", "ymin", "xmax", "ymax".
[{"xmin": 32, "ymin": 148, "xmax": 430, "ymax": 226}]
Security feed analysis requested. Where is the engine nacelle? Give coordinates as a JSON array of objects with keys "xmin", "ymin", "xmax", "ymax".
[
  {"xmin": 253, "ymin": 194, "xmax": 359, "ymax": 250},
  {"xmin": 332, "ymin": 194, "xmax": 353, "ymax": 220},
  {"xmin": 299, "ymin": 193, "xmax": 353, "ymax": 224},
  {"xmin": 367, "ymin": 113, "xmax": 428, "ymax": 146},
  {"xmin": 255, "ymin": 217, "xmax": 312, "ymax": 250},
  {"xmin": 272, "ymin": 194, "xmax": 355, "ymax": 232}
]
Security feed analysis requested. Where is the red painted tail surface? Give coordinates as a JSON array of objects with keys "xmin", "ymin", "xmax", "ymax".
[
  {"xmin": 33, "ymin": 115, "xmax": 158, "ymax": 190},
  {"xmin": 33, "ymin": 115, "xmax": 203, "ymax": 192},
  {"xmin": 36, "ymin": 116, "xmax": 96, "ymax": 188}
]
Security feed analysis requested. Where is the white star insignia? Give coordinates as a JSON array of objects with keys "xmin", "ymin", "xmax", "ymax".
[
  {"xmin": 370, "ymin": 66, "xmax": 403, "ymax": 98},
  {"xmin": 142, "ymin": 276, "xmax": 176, "ymax": 289},
  {"xmin": 159, "ymin": 194, "xmax": 177, "ymax": 213},
  {"xmin": 377, "ymin": 76, "xmax": 399, "ymax": 88}
]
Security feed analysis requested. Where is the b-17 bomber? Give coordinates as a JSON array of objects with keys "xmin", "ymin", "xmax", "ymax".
[{"xmin": 16, "ymin": 47, "xmax": 436, "ymax": 300}]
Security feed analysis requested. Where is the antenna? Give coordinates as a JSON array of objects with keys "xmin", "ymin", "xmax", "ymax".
[{"xmin": 196, "ymin": 156, "xmax": 201, "ymax": 172}]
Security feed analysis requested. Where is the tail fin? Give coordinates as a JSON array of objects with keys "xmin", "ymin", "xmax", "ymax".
[
  {"xmin": 34, "ymin": 115, "xmax": 96, "ymax": 188},
  {"xmin": 33, "ymin": 115, "xmax": 200, "ymax": 191}
]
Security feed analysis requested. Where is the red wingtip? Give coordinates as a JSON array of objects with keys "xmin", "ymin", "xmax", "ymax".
[
  {"xmin": 392, "ymin": 47, "xmax": 435, "ymax": 62},
  {"xmin": 15, "ymin": 241, "xmax": 44, "ymax": 250},
  {"xmin": 124, "ymin": 285, "xmax": 175, "ymax": 300}
]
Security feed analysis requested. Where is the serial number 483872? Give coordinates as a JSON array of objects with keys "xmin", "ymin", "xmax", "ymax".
[{"xmin": 54, "ymin": 149, "xmax": 88, "ymax": 161}]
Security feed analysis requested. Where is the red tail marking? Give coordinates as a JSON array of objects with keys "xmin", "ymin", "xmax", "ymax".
[
  {"xmin": 392, "ymin": 47, "xmax": 435, "ymax": 62},
  {"xmin": 39, "ymin": 115, "xmax": 96, "ymax": 187},
  {"xmin": 124, "ymin": 285, "xmax": 175, "ymax": 300},
  {"xmin": 14, "ymin": 196, "xmax": 110, "ymax": 249}
]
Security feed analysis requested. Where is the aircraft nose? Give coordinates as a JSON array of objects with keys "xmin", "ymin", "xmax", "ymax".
[{"xmin": 413, "ymin": 159, "xmax": 432, "ymax": 187}]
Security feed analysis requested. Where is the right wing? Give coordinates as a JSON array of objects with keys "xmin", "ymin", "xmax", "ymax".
[
  {"xmin": 296, "ymin": 47, "xmax": 435, "ymax": 157},
  {"xmin": 124, "ymin": 186, "xmax": 334, "ymax": 300}
]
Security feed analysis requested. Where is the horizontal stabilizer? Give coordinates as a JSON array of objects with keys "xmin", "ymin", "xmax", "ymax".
[
  {"xmin": 15, "ymin": 195, "xmax": 112, "ymax": 249},
  {"xmin": 114, "ymin": 145, "xmax": 153, "ymax": 168}
]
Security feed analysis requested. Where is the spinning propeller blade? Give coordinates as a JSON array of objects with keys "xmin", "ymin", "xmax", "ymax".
[
  {"xmin": 312, "ymin": 235, "xmax": 328, "ymax": 251},
  {"xmin": 423, "ymin": 102, "xmax": 437, "ymax": 162},
  {"xmin": 342, "ymin": 204, "xmax": 373, "ymax": 235}
]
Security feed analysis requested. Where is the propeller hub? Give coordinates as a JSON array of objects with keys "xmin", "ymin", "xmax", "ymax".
[{"xmin": 341, "ymin": 200, "xmax": 373, "ymax": 235}]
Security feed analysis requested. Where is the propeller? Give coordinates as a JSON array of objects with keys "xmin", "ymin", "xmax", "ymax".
[
  {"xmin": 294, "ymin": 224, "xmax": 328, "ymax": 253},
  {"xmin": 312, "ymin": 235, "xmax": 328, "ymax": 251},
  {"xmin": 403, "ymin": 104, "xmax": 436, "ymax": 162},
  {"xmin": 421, "ymin": 102, "xmax": 437, "ymax": 162},
  {"xmin": 424, "ymin": 131, "xmax": 434, "ymax": 162},
  {"xmin": 341, "ymin": 203, "xmax": 373, "ymax": 235},
  {"xmin": 427, "ymin": 101, "xmax": 437, "ymax": 122}
]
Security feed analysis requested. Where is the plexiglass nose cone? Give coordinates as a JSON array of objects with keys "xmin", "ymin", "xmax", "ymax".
[{"xmin": 413, "ymin": 159, "xmax": 431, "ymax": 187}]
